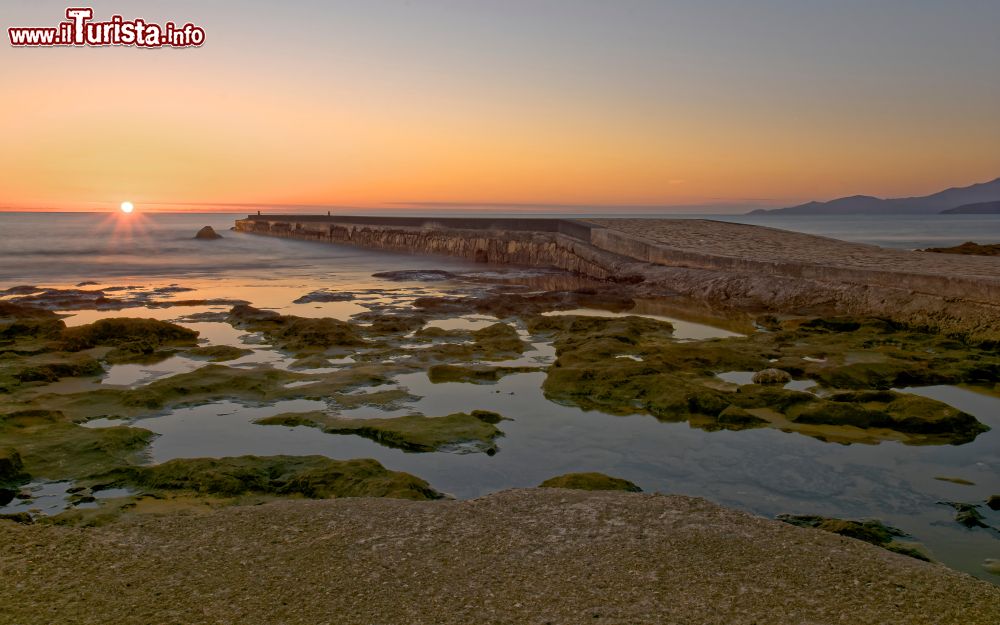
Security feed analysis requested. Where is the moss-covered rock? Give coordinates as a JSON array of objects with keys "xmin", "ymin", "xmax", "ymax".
[
  {"xmin": 539, "ymin": 472, "xmax": 642, "ymax": 492},
  {"xmin": 11, "ymin": 364, "xmax": 397, "ymax": 423},
  {"xmin": 752, "ymin": 368, "xmax": 792, "ymax": 385},
  {"xmin": 61, "ymin": 318, "xmax": 198, "ymax": 352},
  {"xmin": 257, "ymin": 410, "xmax": 506, "ymax": 454},
  {"xmin": 0, "ymin": 448, "xmax": 28, "ymax": 486},
  {"xmin": 788, "ymin": 391, "xmax": 988, "ymax": 440},
  {"xmin": 776, "ymin": 514, "xmax": 930, "ymax": 561},
  {"xmin": 0, "ymin": 351, "xmax": 104, "ymax": 392},
  {"xmin": 535, "ymin": 313, "xmax": 992, "ymax": 443},
  {"xmin": 471, "ymin": 323, "xmax": 526, "ymax": 358},
  {"xmin": 0, "ymin": 410, "xmax": 153, "ymax": 481},
  {"xmin": 58, "ymin": 318, "xmax": 199, "ymax": 364},
  {"xmin": 0, "ymin": 301, "xmax": 66, "ymax": 341},
  {"xmin": 184, "ymin": 345, "xmax": 253, "ymax": 362},
  {"xmin": 940, "ymin": 501, "xmax": 991, "ymax": 529},
  {"xmin": 228, "ymin": 305, "xmax": 364, "ymax": 355},
  {"xmin": 99, "ymin": 455, "xmax": 440, "ymax": 500},
  {"xmin": 428, "ymin": 364, "xmax": 537, "ymax": 384}
]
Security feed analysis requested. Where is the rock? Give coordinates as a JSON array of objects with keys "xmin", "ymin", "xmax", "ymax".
[
  {"xmin": 987, "ymin": 495, "xmax": 1000, "ymax": 511},
  {"xmin": 776, "ymin": 514, "xmax": 930, "ymax": 561},
  {"xmin": 934, "ymin": 476, "xmax": 975, "ymax": 486},
  {"xmin": 752, "ymin": 368, "xmax": 792, "ymax": 385},
  {"xmin": 0, "ymin": 448, "xmax": 27, "ymax": 486},
  {"xmin": 940, "ymin": 501, "xmax": 990, "ymax": 529},
  {"xmin": 107, "ymin": 455, "xmax": 441, "ymax": 500},
  {"xmin": 372, "ymin": 270, "xmax": 456, "ymax": 282},
  {"xmin": 194, "ymin": 226, "xmax": 223, "ymax": 240},
  {"xmin": 257, "ymin": 411, "xmax": 507, "ymax": 454},
  {"xmin": 293, "ymin": 290, "xmax": 355, "ymax": 304},
  {"xmin": 983, "ymin": 559, "xmax": 1000, "ymax": 576},
  {"xmin": 539, "ymin": 472, "xmax": 642, "ymax": 493},
  {"xmin": 184, "ymin": 345, "xmax": 253, "ymax": 363},
  {"xmin": 0, "ymin": 512, "xmax": 33, "ymax": 524}
]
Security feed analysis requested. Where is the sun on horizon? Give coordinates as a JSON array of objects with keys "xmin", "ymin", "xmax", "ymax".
[{"xmin": 120, "ymin": 201, "xmax": 134, "ymax": 214}]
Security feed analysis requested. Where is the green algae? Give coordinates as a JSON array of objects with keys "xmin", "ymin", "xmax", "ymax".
[
  {"xmin": 776, "ymin": 514, "xmax": 931, "ymax": 561},
  {"xmin": 96, "ymin": 455, "xmax": 441, "ymax": 500},
  {"xmin": 184, "ymin": 345, "xmax": 253, "ymax": 362},
  {"xmin": 256, "ymin": 410, "xmax": 506, "ymax": 453},
  {"xmin": 539, "ymin": 472, "xmax": 642, "ymax": 492}
]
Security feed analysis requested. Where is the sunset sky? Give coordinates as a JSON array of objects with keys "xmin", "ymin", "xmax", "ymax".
[{"xmin": 1, "ymin": 1, "xmax": 998, "ymax": 213}]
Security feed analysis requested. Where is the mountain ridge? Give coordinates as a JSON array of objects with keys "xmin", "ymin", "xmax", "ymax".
[{"xmin": 749, "ymin": 177, "xmax": 1000, "ymax": 215}]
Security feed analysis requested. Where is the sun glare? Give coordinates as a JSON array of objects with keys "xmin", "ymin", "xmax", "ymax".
[{"xmin": 120, "ymin": 201, "xmax": 134, "ymax": 214}]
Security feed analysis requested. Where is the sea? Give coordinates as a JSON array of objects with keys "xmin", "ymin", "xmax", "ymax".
[{"xmin": 0, "ymin": 211, "xmax": 997, "ymax": 582}]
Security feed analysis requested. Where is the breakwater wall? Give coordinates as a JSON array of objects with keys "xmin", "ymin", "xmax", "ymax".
[{"xmin": 234, "ymin": 215, "xmax": 1000, "ymax": 341}]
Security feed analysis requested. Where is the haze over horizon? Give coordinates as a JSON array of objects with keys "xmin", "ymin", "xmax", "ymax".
[{"xmin": 2, "ymin": 1, "xmax": 998, "ymax": 213}]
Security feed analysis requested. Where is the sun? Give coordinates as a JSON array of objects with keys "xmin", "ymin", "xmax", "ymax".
[{"xmin": 120, "ymin": 201, "xmax": 134, "ymax": 214}]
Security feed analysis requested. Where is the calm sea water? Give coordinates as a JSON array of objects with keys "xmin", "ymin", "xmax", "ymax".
[
  {"xmin": 0, "ymin": 211, "xmax": 997, "ymax": 284},
  {"xmin": 1, "ymin": 211, "xmax": 998, "ymax": 582}
]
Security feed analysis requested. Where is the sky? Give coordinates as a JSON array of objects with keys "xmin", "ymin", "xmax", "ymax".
[{"xmin": 1, "ymin": 0, "xmax": 998, "ymax": 213}]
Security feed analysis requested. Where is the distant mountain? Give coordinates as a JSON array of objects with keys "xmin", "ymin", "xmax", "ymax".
[
  {"xmin": 749, "ymin": 177, "xmax": 1000, "ymax": 215},
  {"xmin": 942, "ymin": 200, "xmax": 1000, "ymax": 214}
]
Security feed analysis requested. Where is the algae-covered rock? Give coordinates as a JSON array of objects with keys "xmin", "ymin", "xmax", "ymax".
[
  {"xmin": 0, "ymin": 512, "xmax": 33, "ymax": 524},
  {"xmin": 293, "ymin": 290, "xmax": 354, "ymax": 304},
  {"xmin": 534, "ymin": 313, "xmax": 991, "ymax": 444},
  {"xmin": 60, "ymin": 318, "xmax": 199, "ymax": 364},
  {"xmin": 0, "ymin": 351, "xmax": 104, "ymax": 392},
  {"xmin": 428, "ymin": 364, "xmax": 536, "ymax": 384},
  {"xmin": 539, "ymin": 472, "xmax": 642, "ymax": 492},
  {"xmin": 0, "ymin": 301, "xmax": 66, "ymax": 341},
  {"xmin": 258, "ymin": 410, "xmax": 506, "ymax": 454},
  {"xmin": 15, "ymin": 364, "xmax": 396, "ymax": 424},
  {"xmin": 365, "ymin": 315, "xmax": 427, "ymax": 335},
  {"xmin": 184, "ymin": 345, "xmax": 253, "ymax": 362},
  {"xmin": 0, "ymin": 411, "xmax": 153, "ymax": 482},
  {"xmin": 472, "ymin": 323, "xmax": 526, "ymax": 357},
  {"xmin": 776, "ymin": 514, "xmax": 930, "ymax": 561},
  {"xmin": 0, "ymin": 448, "xmax": 28, "ymax": 486},
  {"xmin": 289, "ymin": 354, "xmax": 333, "ymax": 369},
  {"xmin": 752, "ymin": 368, "xmax": 792, "ymax": 385},
  {"xmin": 103, "ymin": 455, "xmax": 440, "ymax": 500},
  {"xmin": 228, "ymin": 305, "xmax": 364, "ymax": 355},
  {"xmin": 940, "ymin": 501, "xmax": 991, "ymax": 529}
]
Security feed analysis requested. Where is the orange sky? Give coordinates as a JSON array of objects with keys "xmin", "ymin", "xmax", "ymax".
[{"xmin": 2, "ymin": 1, "xmax": 998, "ymax": 213}]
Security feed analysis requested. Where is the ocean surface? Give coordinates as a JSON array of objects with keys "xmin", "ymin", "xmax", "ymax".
[
  {"xmin": 1, "ymin": 211, "xmax": 998, "ymax": 283},
  {"xmin": 1, "ymin": 211, "xmax": 998, "ymax": 582}
]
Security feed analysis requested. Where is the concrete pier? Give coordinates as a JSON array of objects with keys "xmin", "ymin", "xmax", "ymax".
[{"xmin": 234, "ymin": 215, "xmax": 1000, "ymax": 342}]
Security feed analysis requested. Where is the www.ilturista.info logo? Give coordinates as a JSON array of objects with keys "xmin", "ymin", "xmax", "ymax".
[{"xmin": 8, "ymin": 7, "xmax": 205, "ymax": 48}]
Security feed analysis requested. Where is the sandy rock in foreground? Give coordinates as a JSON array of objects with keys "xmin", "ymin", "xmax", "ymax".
[{"xmin": 1, "ymin": 489, "xmax": 997, "ymax": 625}]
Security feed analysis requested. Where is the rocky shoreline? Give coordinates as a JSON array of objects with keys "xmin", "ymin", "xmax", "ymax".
[{"xmin": 1, "ymin": 489, "xmax": 997, "ymax": 625}]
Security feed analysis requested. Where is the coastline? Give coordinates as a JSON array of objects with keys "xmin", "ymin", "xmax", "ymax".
[{"xmin": 235, "ymin": 215, "xmax": 1000, "ymax": 344}]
